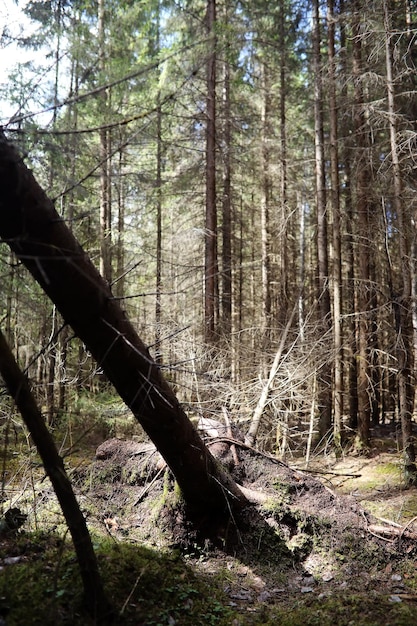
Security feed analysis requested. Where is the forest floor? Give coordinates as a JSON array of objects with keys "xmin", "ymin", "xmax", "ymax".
[{"xmin": 1, "ymin": 415, "xmax": 417, "ymax": 625}]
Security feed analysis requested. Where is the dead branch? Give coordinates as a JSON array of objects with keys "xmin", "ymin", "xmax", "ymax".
[
  {"xmin": 368, "ymin": 524, "xmax": 417, "ymax": 540},
  {"xmin": 209, "ymin": 437, "xmax": 361, "ymax": 478}
]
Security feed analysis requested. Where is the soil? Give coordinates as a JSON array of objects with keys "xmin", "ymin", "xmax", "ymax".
[
  {"xmin": 1, "ymin": 424, "xmax": 417, "ymax": 625},
  {"xmin": 81, "ymin": 429, "xmax": 417, "ymax": 624}
]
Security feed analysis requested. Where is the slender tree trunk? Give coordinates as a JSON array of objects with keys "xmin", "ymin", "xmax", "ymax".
[
  {"xmin": 339, "ymin": 0, "xmax": 358, "ymax": 429},
  {"xmin": 58, "ymin": 41, "xmax": 80, "ymax": 414},
  {"xmin": 260, "ymin": 63, "xmax": 272, "ymax": 334},
  {"xmin": 245, "ymin": 304, "xmax": 297, "ymax": 448},
  {"xmin": 0, "ymin": 328, "xmax": 112, "ymax": 623},
  {"xmin": 353, "ymin": 0, "xmax": 371, "ymax": 448},
  {"xmin": 312, "ymin": 0, "xmax": 332, "ymax": 437},
  {"xmin": 115, "ymin": 143, "xmax": 125, "ymax": 299},
  {"xmin": 279, "ymin": 2, "xmax": 288, "ymax": 323},
  {"xmin": 98, "ymin": 0, "xmax": 112, "ymax": 283},
  {"xmin": 221, "ymin": 44, "xmax": 232, "ymax": 336},
  {"xmin": 327, "ymin": 0, "xmax": 343, "ymax": 447},
  {"xmin": 204, "ymin": 0, "xmax": 218, "ymax": 342},
  {"xmin": 0, "ymin": 131, "xmax": 248, "ymax": 521},
  {"xmin": 45, "ymin": 1, "xmax": 64, "ymax": 425},
  {"xmin": 384, "ymin": 0, "xmax": 416, "ymax": 479},
  {"xmin": 231, "ymin": 197, "xmax": 244, "ymax": 384},
  {"xmin": 298, "ymin": 194, "xmax": 306, "ymax": 342},
  {"xmin": 155, "ymin": 5, "xmax": 163, "ymax": 363}
]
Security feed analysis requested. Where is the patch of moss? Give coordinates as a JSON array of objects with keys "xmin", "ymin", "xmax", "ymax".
[
  {"xmin": 0, "ymin": 533, "xmax": 84, "ymax": 625},
  {"xmin": 0, "ymin": 532, "xmax": 237, "ymax": 625},
  {"xmin": 288, "ymin": 532, "xmax": 312, "ymax": 558},
  {"xmin": 374, "ymin": 462, "xmax": 401, "ymax": 479},
  {"xmin": 331, "ymin": 531, "xmax": 387, "ymax": 569},
  {"xmin": 99, "ymin": 540, "xmax": 235, "ymax": 625},
  {"xmin": 266, "ymin": 592, "xmax": 416, "ymax": 626}
]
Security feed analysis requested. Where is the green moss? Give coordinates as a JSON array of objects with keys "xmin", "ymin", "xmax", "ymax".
[
  {"xmin": 266, "ymin": 593, "xmax": 416, "ymax": 626},
  {"xmin": 0, "ymin": 533, "xmax": 236, "ymax": 626},
  {"xmin": 0, "ymin": 533, "xmax": 84, "ymax": 625},
  {"xmin": 374, "ymin": 462, "xmax": 401, "ymax": 478},
  {"xmin": 98, "ymin": 540, "xmax": 235, "ymax": 625},
  {"xmin": 288, "ymin": 531, "xmax": 312, "ymax": 558}
]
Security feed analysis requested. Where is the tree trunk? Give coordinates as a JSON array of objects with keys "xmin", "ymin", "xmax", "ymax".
[
  {"xmin": 155, "ymin": 6, "xmax": 163, "ymax": 363},
  {"xmin": 221, "ymin": 43, "xmax": 232, "ymax": 336},
  {"xmin": 384, "ymin": 0, "xmax": 416, "ymax": 479},
  {"xmin": 352, "ymin": 0, "xmax": 371, "ymax": 448},
  {"xmin": 0, "ymin": 327, "xmax": 112, "ymax": 623},
  {"xmin": 278, "ymin": 2, "xmax": 288, "ymax": 323},
  {"xmin": 204, "ymin": 0, "xmax": 218, "ymax": 342},
  {"xmin": 260, "ymin": 62, "xmax": 272, "ymax": 334},
  {"xmin": 115, "ymin": 143, "xmax": 126, "ymax": 300},
  {"xmin": 340, "ymin": 0, "xmax": 358, "ymax": 430},
  {"xmin": 0, "ymin": 130, "xmax": 247, "ymax": 521},
  {"xmin": 312, "ymin": 0, "xmax": 332, "ymax": 438},
  {"xmin": 245, "ymin": 303, "xmax": 297, "ymax": 448},
  {"xmin": 327, "ymin": 0, "xmax": 343, "ymax": 448},
  {"xmin": 98, "ymin": 0, "xmax": 112, "ymax": 284}
]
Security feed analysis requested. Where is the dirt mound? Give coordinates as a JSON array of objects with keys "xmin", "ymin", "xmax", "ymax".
[{"xmin": 88, "ymin": 438, "xmax": 366, "ymax": 550}]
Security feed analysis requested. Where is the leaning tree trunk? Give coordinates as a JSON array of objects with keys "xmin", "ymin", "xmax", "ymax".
[
  {"xmin": 0, "ymin": 328, "xmax": 112, "ymax": 623},
  {"xmin": 0, "ymin": 130, "xmax": 247, "ymax": 522}
]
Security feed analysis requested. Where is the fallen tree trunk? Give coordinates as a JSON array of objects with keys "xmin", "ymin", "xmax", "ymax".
[{"xmin": 0, "ymin": 130, "xmax": 247, "ymax": 520}]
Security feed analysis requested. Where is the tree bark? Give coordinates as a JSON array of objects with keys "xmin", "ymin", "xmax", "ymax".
[
  {"xmin": 98, "ymin": 0, "xmax": 112, "ymax": 284},
  {"xmin": 0, "ymin": 327, "xmax": 112, "ymax": 623},
  {"xmin": 278, "ymin": 2, "xmax": 288, "ymax": 324},
  {"xmin": 155, "ymin": 5, "xmax": 163, "ymax": 363},
  {"xmin": 352, "ymin": 0, "xmax": 371, "ymax": 448},
  {"xmin": 0, "ymin": 130, "xmax": 247, "ymax": 520},
  {"xmin": 221, "ymin": 40, "xmax": 232, "ymax": 336},
  {"xmin": 384, "ymin": 0, "xmax": 416, "ymax": 479},
  {"xmin": 260, "ymin": 62, "xmax": 272, "ymax": 333},
  {"xmin": 327, "ymin": 0, "xmax": 343, "ymax": 448},
  {"xmin": 204, "ymin": 0, "xmax": 218, "ymax": 342},
  {"xmin": 312, "ymin": 0, "xmax": 332, "ymax": 438},
  {"xmin": 339, "ymin": 0, "xmax": 358, "ymax": 430}
]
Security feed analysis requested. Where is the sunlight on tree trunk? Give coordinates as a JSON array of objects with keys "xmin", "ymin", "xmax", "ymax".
[
  {"xmin": 312, "ymin": 0, "xmax": 332, "ymax": 439},
  {"xmin": 327, "ymin": 0, "xmax": 343, "ymax": 450}
]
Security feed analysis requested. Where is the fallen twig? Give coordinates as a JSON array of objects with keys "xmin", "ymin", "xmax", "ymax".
[
  {"xmin": 368, "ymin": 524, "xmax": 417, "ymax": 540},
  {"xmin": 134, "ymin": 466, "xmax": 166, "ymax": 506},
  {"xmin": 399, "ymin": 515, "xmax": 417, "ymax": 541}
]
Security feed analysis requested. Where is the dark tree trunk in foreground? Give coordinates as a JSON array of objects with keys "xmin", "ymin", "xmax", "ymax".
[
  {"xmin": 0, "ymin": 131, "xmax": 247, "ymax": 521},
  {"xmin": 0, "ymin": 328, "xmax": 112, "ymax": 623}
]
